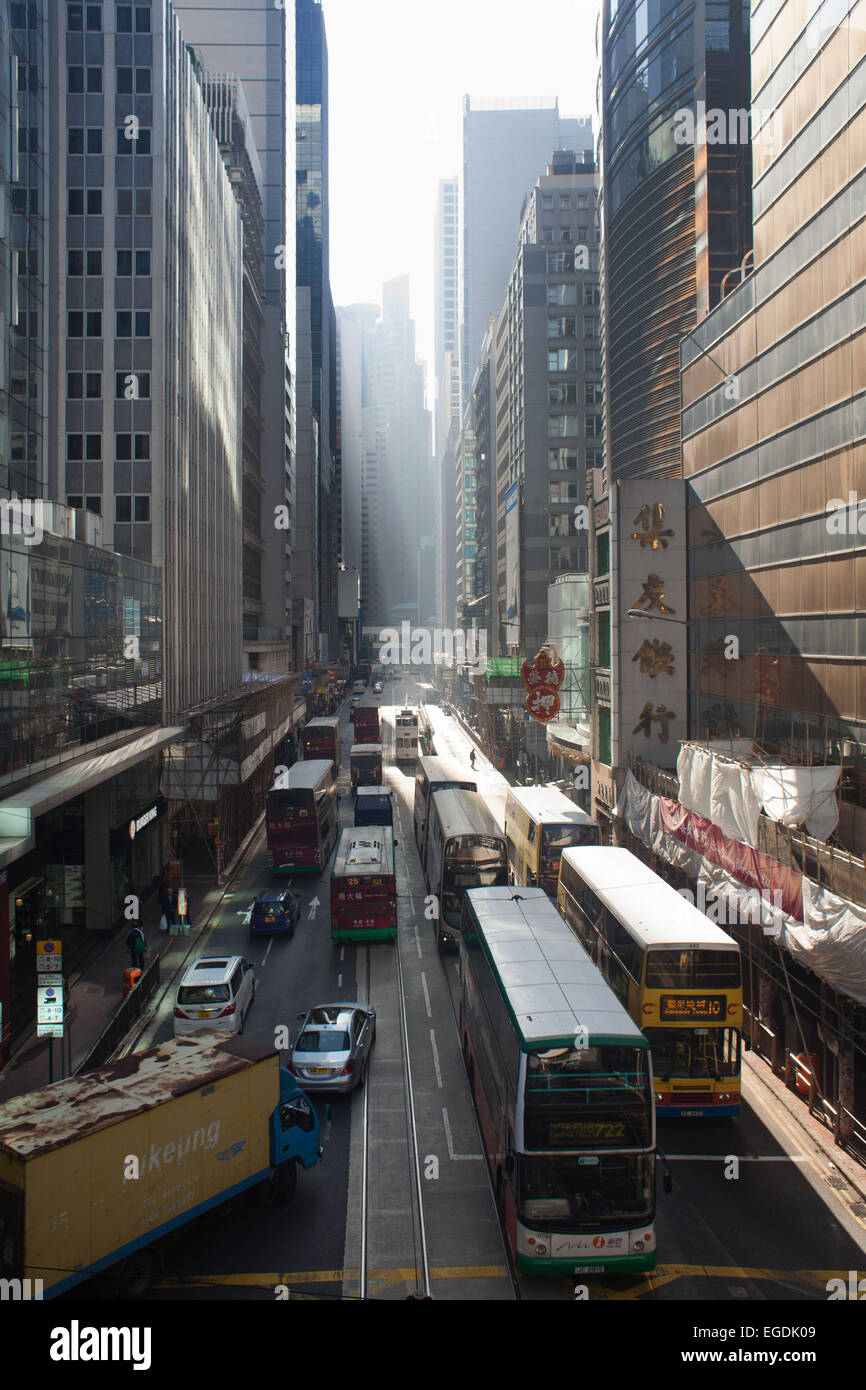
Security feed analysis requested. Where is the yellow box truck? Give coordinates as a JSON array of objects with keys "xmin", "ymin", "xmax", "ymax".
[{"xmin": 0, "ymin": 1032, "xmax": 321, "ymax": 1299}]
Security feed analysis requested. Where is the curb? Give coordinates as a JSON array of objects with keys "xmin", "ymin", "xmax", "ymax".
[{"xmin": 745, "ymin": 1049, "xmax": 866, "ymax": 1207}]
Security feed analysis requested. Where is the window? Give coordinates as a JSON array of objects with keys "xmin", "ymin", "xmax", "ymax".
[
  {"xmin": 584, "ymin": 348, "xmax": 601, "ymax": 371},
  {"xmin": 549, "ymin": 448, "xmax": 578, "ymax": 471},
  {"xmin": 15, "ymin": 250, "xmax": 37, "ymax": 277},
  {"xmin": 542, "ymin": 194, "xmax": 554, "ymax": 210},
  {"xmin": 86, "ymin": 311, "xmax": 102, "ymax": 336},
  {"xmin": 135, "ymin": 7, "xmax": 151, "ymax": 33},
  {"xmin": 116, "ymin": 67, "xmax": 133, "ymax": 94},
  {"xmin": 585, "ymin": 382, "xmax": 603, "ymax": 404},
  {"xmin": 116, "ymin": 4, "xmax": 132, "ymax": 28},
  {"xmin": 115, "ymin": 495, "xmax": 132, "ymax": 522},
  {"xmin": 547, "ymin": 250, "xmax": 575, "ymax": 273},
  {"xmin": 85, "ymin": 496, "xmax": 102, "ymax": 516},
  {"xmin": 560, "ymin": 195, "xmax": 572, "ymax": 209},
  {"xmin": 587, "ymin": 448, "xmax": 603, "ymax": 469},
  {"xmin": 116, "ymin": 249, "xmax": 133, "ymax": 276},
  {"xmin": 547, "ymin": 316, "xmax": 576, "ymax": 339},
  {"xmin": 86, "ymin": 5, "xmax": 102, "ymax": 28},
  {"xmin": 550, "ymin": 546, "xmax": 573, "ymax": 573},
  {"xmin": 67, "ymin": 495, "xmax": 84, "ymax": 509},
  {"xmin": 67, "ymin": 372, "xmax": 83, "ymax": 398},
  {"xmin": 134, "ymin": 434, "xmax": 150, "ymax": 459},
  {"xmin": 115, "ymin": 371, "xmax": 150, "ymax": 398},
  {"xmin": 134, "ymin": 310, "xmax": 150, "ymax": 337},
  {"xmin": 87, "ymin": 250, "xmax": 102, "ymax": 275},
  {"xmin": 549, "ymin": 414, "xmax": 579, "ymax": 437},
  {"xmin": 86, "ymin": 372, "xmax": 101, "ymax": 399},
  {"xmin": 541, "ymin": 227, "xmax": 553, "ymax": 242},
  {"xmin": 135, "ymin": 68, "xmax": 150, "ymax": 93},
  {"xmin": 584, "ymin": 285, "xmax": 601, "ymax": 307},
  {"xmin": 68, "ymin": 189, "xmax": 85, "ymax": 215},
  {"xmin": 560, "ymin": 227, "xmax": 573, "ymax": 242},
  {"xmin": 552, "ymin": 515, "xmax": 574, "ymax": 542},
  {"xmin": 87, "ymin": 128, "xmax": 102, "ymax": 153},
  {"xmin": 135, "ymin": 188, "xmax": 151, "ymax": 215},
  {"xmin": 68, "ymin": 249, "xmax": 84, "ymax": 276},
  {"xmin": 115, "ymin": 434, "xmax": 132, "ymax": 460},
  {"xmin": 547, "ymin": 283, "xmax": 577, "ymax": 306},
  {"xmin": 68, "ymin": 311, "xmax": 84, "ymax": 337},
  {"xmin": 117, "ymin": 125, "xmax": 151, "ymax": 154},
  {"xmin": 585, "ymin": 414, "xmax": 602, "ymax": 436},
  {"xmin": 68, "ymin": 66, "xmax": 84, "ymax": 91},
  {"xmin": 134, "ymin": 495, "xmax": 150, "ymax": 521},
  {"xmin": 135, "ymin": 249, "xmax": 150, "ymax": 275},
  {"xmin": 68, "ymin": 128, "xmax": 84, "ymax": 154},
  {"xmin": 85, "ymin": 434, "xmax": 101, "ymax": 460},
  {"xmin": 550, "ymin": 480, "xmax": 578, "ymax": 503},
  {"xmin": 117, "ymin": 188, "xmax": 132, "ymax": 215},
  {"xmin": 67, "ymin": 433, "xmax": 84, "ymax": 460},
  {"xmin": 116, "ymin": 311, "xmax": 132, "ymax": 337},
  {"xmin": 86, "ymin": 67, "xmax": 102, "ymax": 93},
  {"xmin": 548, "ymin": 348, "xmax": 576, "ymax": 372},
  {"xmin": 584, "ymin": 317, "xmax": 599, "ymax": 338},
  {"xmin": 87, "ymin": 189, "xmax": 102, "ymax": 215},
  {"xmin": 549, "ymin": 381, "xmax": 577, "ymax": 405}
]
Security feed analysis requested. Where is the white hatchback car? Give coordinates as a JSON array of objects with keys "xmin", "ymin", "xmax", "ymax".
[{"xmin": 173, "ymin": 955, "xmax": 257, "ymax": 1036}]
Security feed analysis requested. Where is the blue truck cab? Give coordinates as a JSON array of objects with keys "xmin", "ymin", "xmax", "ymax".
[{"xmin": 268, "ymin": 1068, "xmax": 322, "ymax": 1199}]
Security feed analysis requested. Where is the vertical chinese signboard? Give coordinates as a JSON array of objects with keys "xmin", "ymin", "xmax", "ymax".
[{"xmin": 618, "ymin": 481, "xmax": 687, "ymax": 768}]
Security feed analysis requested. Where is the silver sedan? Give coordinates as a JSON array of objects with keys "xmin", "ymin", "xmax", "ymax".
[{"xmin": 289, "ymin": 1002, "xmax": 376, "ymax": 1093}]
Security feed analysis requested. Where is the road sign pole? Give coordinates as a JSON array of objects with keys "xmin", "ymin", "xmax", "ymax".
[{"xmin": 48, "ymin": 1038, "xmax": 53, "ymax": 1085}]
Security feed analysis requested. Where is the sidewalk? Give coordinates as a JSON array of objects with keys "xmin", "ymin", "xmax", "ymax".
[
  {"xmin": 744, "ymin": 1046, "xmax": 866, "ymax": 1207},
  {"xmin": 0, "ymin": 820, "xmax": 263, "ymax": 1104}
]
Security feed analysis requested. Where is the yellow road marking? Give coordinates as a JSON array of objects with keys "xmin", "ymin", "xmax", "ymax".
[
  {"xmin": 158, "ymin": 1264, "xmax": 509, "ymax": 1291},
  {"xmin": 589, "ymin": 1265, "xmax": 850, "ymax": 1300}
]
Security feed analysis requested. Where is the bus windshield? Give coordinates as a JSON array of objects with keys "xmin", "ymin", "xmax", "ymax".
[
  {"xmin": 645, "ymin": 1027, "xmax": 741, "ymax": 1079},
  {"xmin": 518, "ymin": 1153, "xmax": 654, "ymax": 1225},
  {"xmin": 442, "ymin": 839, "xmax": 507, "ymax": 924},
  {"xmin": 524, "ymin": 1045, "xmax": 651, "ymax": 1149},
  {"xmin": 645, "ymin": 949, "xmax": 741, "ymax": 990},
  {"xmin": 541, "ymin": 823, "xmax": 598, "ymax": 874}
]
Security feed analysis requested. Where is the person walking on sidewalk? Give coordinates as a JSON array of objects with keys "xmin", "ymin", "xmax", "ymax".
[
  {"xmin": 126, "ymin": 923, "xmax": 147, "ymax": 971},
  {"xmin": 469, "ymin": 748, "xmax": 476, "ymax": 770}
]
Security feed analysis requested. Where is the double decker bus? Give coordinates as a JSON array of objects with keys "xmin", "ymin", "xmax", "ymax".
[
  {"xmin": 425, "ymin": 788, "xmax": 508, "ymax": 948},
  {"xmin": 350, "ymin": 743, "xmax": 383, "ymax": 792},
  {"xmin": 558, "ymin": 846, "xmax": 743, "ymax": 1117},
  {"xmin": 505, "ymin": 786, "xmax": 599, "ymax": 897},
  {"xmin": 412, "ymin": 754, "xmax": 476, "ymax": 863},
  {"xmin": 301, "ymin": 716, "xmax": 340, "ymax": 771},
  {"xmin": 353, "ymin": 702, "xmax": 380, "ymax": 744},
  {"xmin": 330, "ymin": 827, "xmax": 397, "ymax": 943},
  {"xmin": 459, "ymin": 886, "xmax": 656, "ymax": 1276},
  {"xmin": 417, "ymin": 706, "xmax": 434, "ymax": 756},
  {"xmin": 266, "ymin": 760, "xmax": 339, "ymax": 875},
  {"xmin": 395, "ymin": 708, "xmax": 418, "ymax": 764}
]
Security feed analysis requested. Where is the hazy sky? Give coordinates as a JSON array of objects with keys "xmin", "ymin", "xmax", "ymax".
[{"xmin": 325, "ymin": 0, "xmax": 599, "ymax": 398}]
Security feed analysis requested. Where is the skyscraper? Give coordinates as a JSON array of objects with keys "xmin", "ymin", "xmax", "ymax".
[
  {"xmin": 460, "ymin": 98, "xmax": 593, "ymax": 412},
  {"xmin": 598, "ymin": 0, "xmax": 753, "ymax": 481}
]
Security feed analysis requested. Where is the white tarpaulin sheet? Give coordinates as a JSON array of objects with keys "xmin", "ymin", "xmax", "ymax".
[
  {"xmin": 757, "ymin": 763, "xmax": 841, "ymax": 841},
  {"xmin": 677, "ymin": 742, "xmax": 841, "ymax": 845},
  {"xmin": 780, "ymin": 879, "xmax": 866, "ymax": 1008},
  {"xmin": 697, "ymin": 860, "xmax": 799, "ymax": 936}
]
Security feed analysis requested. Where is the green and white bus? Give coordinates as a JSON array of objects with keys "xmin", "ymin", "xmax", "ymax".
[
  {"xmin": 459, "ymin": 886, "xmax": 657, "ymax": 1277},
  {"xmin": 425, "ymin": 789, "xmax": 508, "ymax": 948}
]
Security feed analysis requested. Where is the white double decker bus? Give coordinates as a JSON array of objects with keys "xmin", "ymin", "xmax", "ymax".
[{"xmin": 458, "ymin": 886, "xmax": 657, "ymax": 1277}]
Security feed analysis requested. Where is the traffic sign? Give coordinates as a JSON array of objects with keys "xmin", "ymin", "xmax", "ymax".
[
  {"xmin": 36, "ymin": 939, "xmax": 63, "ymax": 973},
  {"xmin": 39, "ymin": 972, "xmax": 63, "ymax": 988},
  {"xmin": 37, "ymin": 985, "xmax": 64, "ymax": 1024}
]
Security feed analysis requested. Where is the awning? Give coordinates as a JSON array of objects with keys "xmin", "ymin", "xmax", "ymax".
[{"xmin": 0, "ymin": 725, "xmax": 185, "ymax": 869}]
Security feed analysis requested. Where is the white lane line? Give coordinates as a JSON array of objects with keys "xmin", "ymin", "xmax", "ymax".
[
  {"xmin": 338, "ymin": 973, "xmax": 342, "ymax": 988},
  {"xmin": 412, "ymin": 924, "xmax": 422, "ymax": 958},
  {"xmin": 340, "ymin": 945, "xmax": 345, "ymax": 963},
  {"xmin": 420, "ymin": 970, "xmax": 432, "ymax": 1019},
  {"xmin": 664, "ymin": 1154, "xmax": 808, "ymax": 1162},
  {"xmin": 430, "ymin": 1029, "xmax": 443, "ymax": 1088},
  {"xmin": 442, "ymin": 1107, "xmax": 482, "ymax": 1161},
  {"xmin": 262, "ymin": 938, "xmax": 274, "ymax": 967}
]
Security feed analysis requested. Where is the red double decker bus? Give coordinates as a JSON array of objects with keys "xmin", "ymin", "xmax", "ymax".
[
  {"xmin": 353, "ymin": 703, "xmax": 380, "ymax": 744},
  {"xmin": 267, "ymin": 760, "xmax": 339, "ymax": 874},
  {"xmin": 330, "ymin": 827, "xmax": 397, "ymax": 943},
  {"xmin": 301, "ymin": 716, "xmax": 340, "ymax": 771}
]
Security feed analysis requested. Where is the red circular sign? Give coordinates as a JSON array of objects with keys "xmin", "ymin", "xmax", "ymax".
[{"xmin": 526, "ymin": 685, "xmax": 560, "ymax": 722}]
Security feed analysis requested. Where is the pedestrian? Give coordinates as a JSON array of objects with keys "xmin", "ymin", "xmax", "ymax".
[
  {"xmin": 126, "ymin": 923, "xmax": 147, "ymax": 972},
  {"xmin": 469, "ymin": 748, "xmax": 476, "ymax": 769}
]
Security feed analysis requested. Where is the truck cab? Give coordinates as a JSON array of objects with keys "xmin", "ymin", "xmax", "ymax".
[{"xmin": 269, "ymin": 1069, "xmax": 322, "ymax": 1199}]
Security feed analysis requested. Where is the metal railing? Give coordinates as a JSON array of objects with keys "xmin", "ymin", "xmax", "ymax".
[{"xmin": 75, "ymin": 954, "xmax": 160, "ymax": 1075}]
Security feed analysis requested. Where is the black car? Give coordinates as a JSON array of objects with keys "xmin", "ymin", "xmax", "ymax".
[{"xmin": 250, "ymin": 887, "xmax": 300, "ymax": 936}]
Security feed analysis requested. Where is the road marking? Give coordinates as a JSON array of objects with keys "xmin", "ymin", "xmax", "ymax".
[
  {"xmin": 337, "ymin": 973, "xmax": 342, "ymax": 988},
  {"xmin": 664, "ymin": 1154, "xmax": 808, "ymax": 1162},
  {"xmin": 420, "ymin": 970, "xmax": 432, "ymax": 1018},
  {"xmin": 157, "ymin": 1265, "xmax": 509, "ymax": 1291},
  {"xmin": 262, "ymin": 938, "xmax": 274, "ymax": 967},
  {"xmin": 430, "ymin": 1029, "xmax": 443, "ymax": 1088},
  {"xmin": 340, "ymin": 945, "xmax": 345, "ymax": 962},
  {"xmin": 588, "ymin": 1264, "xmax": 855, "ymax": 1301},
  {"xmin": 442, "ymin": 1106, "xmax": 482, "ymax": 1161},
  {"xmin": 412, "ymin": 924, "xmax": 422, "ymax": 957}
]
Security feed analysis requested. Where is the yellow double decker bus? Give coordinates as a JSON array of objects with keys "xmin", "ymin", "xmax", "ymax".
[
  {"xmin": 504, "ymin": 785, "xmax": 599, "ymax": 897},
  {"xmin": 557, "ymin": 846, "xmax": 743, "ymax": 1117}
]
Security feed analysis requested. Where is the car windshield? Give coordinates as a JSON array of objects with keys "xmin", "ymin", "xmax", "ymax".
[
  {"xmin": 178, "ymin": 984, "xmax": 230, "ymax": 1004},
  {"xmin": 297, "ymin": 1029, "xmax": 350, "ymax": 1052},
  {"xmin": 255, "ymin": 900, "xmax": 284, "ymax": 912}
]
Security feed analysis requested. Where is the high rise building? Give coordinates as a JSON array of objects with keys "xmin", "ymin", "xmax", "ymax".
[
  {"xmin": 598, "ymin": 0, "xmax": 753, "ymax": 482},
  {"xmin": 433, "ymin": 178, "xmax": 460, "ymax": 630},
  {"xmin": 172, "ymin": 0, "xmax": 299, "ymax": 665},
  {"xmin": 49, "ymin": 0, "xmax": 244, "ymax": 718},
  {"xmin": 296, "ymin": 0, "xmax": 337, "ymax": 659},
  {"xmin": 460, "ymin": 98, "xmax": 593, "ymax": 414}
]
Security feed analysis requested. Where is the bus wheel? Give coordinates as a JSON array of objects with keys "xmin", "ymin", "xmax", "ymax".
[{"xmin": 117, "ymin": 1249, "xmax": 157, "ymax": 1299}]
